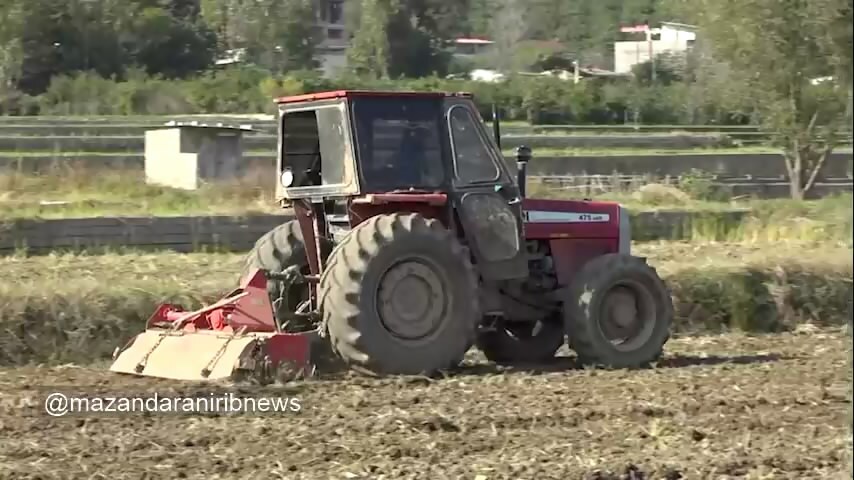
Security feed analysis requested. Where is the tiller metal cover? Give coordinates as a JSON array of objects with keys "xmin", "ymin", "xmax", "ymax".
[{"xmin": 110, "ymin": 268, "xmax": 314, "ymax": 382}]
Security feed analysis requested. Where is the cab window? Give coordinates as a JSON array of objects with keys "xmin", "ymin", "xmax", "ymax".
[
  {"xmin": 448, "ymin": 106, "xmax": 499, "ymax": 183},
  {"xmin": 281, "ymin": 106, "xmax": 347, "ymax": 186},
  {"xmin": 351, "ymin": 97, "xmax": 445, "ymax": 189}
]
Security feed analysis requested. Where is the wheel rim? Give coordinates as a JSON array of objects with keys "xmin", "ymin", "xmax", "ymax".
[
  {"xmin": 598, "ymin": 281, "xmax": 656, "ymax": 352},
  {"xmin": 376, "ymin": 258, "xmax": 448, "ymax": 341}
]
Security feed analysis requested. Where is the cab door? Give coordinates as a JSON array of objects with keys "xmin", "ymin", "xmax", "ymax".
[{"xmin": 444, "ymin": 99, "xmax": 528, "ymax": 281}]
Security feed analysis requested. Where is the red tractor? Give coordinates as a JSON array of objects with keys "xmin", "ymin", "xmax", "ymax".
[{"xmin": 110, "ymin": 90, "xmax": 673, "ymax": 381}]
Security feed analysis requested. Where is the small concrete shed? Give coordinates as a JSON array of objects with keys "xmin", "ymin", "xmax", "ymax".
[{"xmin": 145, "ymin": 122, "xmax": 255, "ymax": 190}]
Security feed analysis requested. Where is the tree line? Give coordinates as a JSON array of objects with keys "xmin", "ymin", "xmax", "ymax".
[{"xmin": 0, "ymin": 0, "xmax": 671, "ymax": 94}]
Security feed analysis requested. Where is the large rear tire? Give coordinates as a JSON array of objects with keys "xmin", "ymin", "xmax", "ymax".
[
  {"xmin": 319, "ymin": 213, "xmax": 480, "ymax": 375},
  {"xmin": 564, "ymin": 253, "xmax": 672, "ymax": 368},
  {"xmin": 241, "ymin": 220, "xmax": 331, "ymax": 329}
]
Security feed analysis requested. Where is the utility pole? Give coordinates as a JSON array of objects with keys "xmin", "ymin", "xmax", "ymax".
[{"xmin": 647, "ymin": 28, "xmax": 656, "ymax": 83}]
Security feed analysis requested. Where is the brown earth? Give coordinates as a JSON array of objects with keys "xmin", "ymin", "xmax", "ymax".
[{"xmin": 0, "ymin": 329, "xmax": 851, "ymax": 480}]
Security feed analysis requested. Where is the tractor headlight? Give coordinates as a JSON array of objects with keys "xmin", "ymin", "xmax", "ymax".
[{"xmin": 280, "ymin": 168, "xmax": 294, "ymax": 188}]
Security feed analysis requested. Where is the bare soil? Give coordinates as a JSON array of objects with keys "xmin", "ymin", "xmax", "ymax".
[{"xmin": 0, "ymin": 329, "xmax": 850, "ymax": 480}]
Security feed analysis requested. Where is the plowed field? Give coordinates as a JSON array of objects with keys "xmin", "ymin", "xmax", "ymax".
[{"xmin": 1, "ymin": 329, "xmax": 850, "ymax": 480}]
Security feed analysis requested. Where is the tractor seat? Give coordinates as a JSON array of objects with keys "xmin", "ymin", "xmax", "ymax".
[{"xmin": 396, "ymin": 127, "xmax": 428, "ymax": 185}]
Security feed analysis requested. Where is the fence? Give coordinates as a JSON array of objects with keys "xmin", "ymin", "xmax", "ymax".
[
  {"xmin": 533, "ymin": 174, "xmax": 854, "ymax": 198},
  {"xmin": 0, "ymin": 210, "xmax": 749, "ymax": 255}
]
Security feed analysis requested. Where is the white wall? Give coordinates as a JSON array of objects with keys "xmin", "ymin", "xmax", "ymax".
[{"xmin": 614, "ymin": 25, "xmax": 696, "ymax": 74}]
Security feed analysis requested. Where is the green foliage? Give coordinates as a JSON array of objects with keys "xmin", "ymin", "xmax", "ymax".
[
  {"xmin": 5, "ymin": 0, "xmax": 846, "ymax": 141},
  {"xmin": 346, "ymin": 0, "xmax": 462, "ymax": 78},
  {"xmin": 276, "ymin": 0, "xmax": 321, "ymax": 72},
  {"xmin": 181, "ymin": 67, "xmax": 271, "ymax": 114},
  {"xmin": 37, "ymin": 72, "xmax": 123, "ymax": 116},
  {"xmin": 0, "ymin": 88, "xmax": 38, "ymax": 115},
  {"xmin": 232, "ymin": 0, "xmax": 320, "ymax": 73},
  {"xmin": 24, "ymin": 66, "xmax": 762, "ymax": 124},
  {"xmin": 631, "ymin": 52, "xmax": 689, "ymax": 87},
  {"xmin": 678, "ymin": 168, "xmax": 729, "ymax": 201},
  {"xmin": 673, "ymin": 0, "xmax": 852, "ymax": 198},
  {"xmin": 347, "ymin": 0, "xmax": 393, "ymax": 78},
  {"xmin": 7, "ymin": 0, "xmax": 216, "ymax": 95},
  {"xmin": 125, "ymin": 5, "xmax": 216, "ymax": 78}
]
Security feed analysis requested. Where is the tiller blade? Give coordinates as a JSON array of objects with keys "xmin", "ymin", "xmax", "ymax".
[{"xmin": 109, "ymin": 268, "xmax": 316, "ymax": 383}]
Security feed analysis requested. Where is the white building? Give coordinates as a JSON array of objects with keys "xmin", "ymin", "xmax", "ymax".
[
  {"xmin": 452, "ymin": 37, "xmax": 495, "ymax": 57},
  {"xmin": 613, "ymin": 22, "xmax": 696, "ymax": 74}
]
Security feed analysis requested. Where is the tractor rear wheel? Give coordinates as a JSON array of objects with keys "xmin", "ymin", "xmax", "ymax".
[
  {"xmin": 241, "ymin": 220, "xmax": 331, "ymax": 329},
  {"xmin": 564, "ymin": 253, "xmax": 672, "ymax": 368},
  {"xmin": 476, "ymin": 316, "xmax": 564, "ymax": 364},
  {"xmin": 319, "ymin": 213, "xmax": 480, "ymax": 375}
]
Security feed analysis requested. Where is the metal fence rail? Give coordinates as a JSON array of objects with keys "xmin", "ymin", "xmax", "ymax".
[{"xmin": 0, "ymin": 210, "xmax": 749, "ymax": 255}]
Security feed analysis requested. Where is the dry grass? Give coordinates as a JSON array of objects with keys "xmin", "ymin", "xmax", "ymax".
[
  {"xmin": 631, "ymin": 183, "xmax": 692, "ymax": 205},
  {"xmin": 636, "ymin": 242, "xmax": 853, "ymax": 333},
  {"xmin": 0, "ymin": 242, "xmax": 850, "ymax": 366},
  {"xmin": 0, "ymin": 167, "xmax": 280, "ymax": 219}
]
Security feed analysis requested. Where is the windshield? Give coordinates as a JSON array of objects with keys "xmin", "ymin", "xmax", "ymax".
[{"xmin": 351, "ymin": 96, "xmax": 446, "ymax": 190}]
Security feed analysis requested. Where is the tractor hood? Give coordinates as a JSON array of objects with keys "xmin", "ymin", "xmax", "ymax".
[{"xmin": 521, "ymin": 198, "xmax": 624, "ymax": 242}]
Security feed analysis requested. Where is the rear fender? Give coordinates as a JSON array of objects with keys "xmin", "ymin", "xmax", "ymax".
[{"xmin": 347, "ymin": 193, "xmax": 452, "ymax": 228}]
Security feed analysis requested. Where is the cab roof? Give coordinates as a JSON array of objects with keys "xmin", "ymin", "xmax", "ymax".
[{"xmin": 275, "ymin": 90, "xmax": 473, "ymax": 105}]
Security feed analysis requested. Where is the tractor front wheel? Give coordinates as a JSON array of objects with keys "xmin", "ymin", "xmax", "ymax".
[
  {"xmin": 319, "ymin": 213, "xmax": 480, "ymax": 375},
  {"xmin": 564, "ymin": 253, "xmax": 673, "ymax": 368},
  {"xmin": 241, "ymin": 220, "xmax": 331, "ymax": 329}
]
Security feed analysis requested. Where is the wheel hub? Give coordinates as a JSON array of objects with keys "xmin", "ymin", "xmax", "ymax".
[
  {"xmin": 377, "ymin": 260, "xmax": 447, "ymax": 340},
  {"xmin": 600, "ymin": 285, "xmax": 650, "ymax": 349}
]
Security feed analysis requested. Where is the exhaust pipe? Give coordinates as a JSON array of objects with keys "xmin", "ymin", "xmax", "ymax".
[
  {"xmin": 515, "ymin": 145, "xmax": 532, "ymax": 198},
  {"xmin": 492, "ymin": 103, "xmax": 532, "ymax": 198},
  {"xmin": 492, "ymin": 103, "xmax": 502, "ymax": 151}
]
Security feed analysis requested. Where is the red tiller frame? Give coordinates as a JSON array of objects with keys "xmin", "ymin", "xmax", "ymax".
[
  {"xmin": 146, "ymin": 269, "xmax": 280, "ymax": 333},
  {"xmin": 139, "ymin": 268, "xmax": 314, "ymax": 377}
]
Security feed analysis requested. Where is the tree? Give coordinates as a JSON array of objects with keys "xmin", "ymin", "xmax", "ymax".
[
  {"xmin": 631, "ymin": 51, "xmax": 688, "ymax": 86},
  {"xmin": 347, "ymin": 0, "xmax": 465, "ymax": 78},
  {"xmin": 346, "ymin": 0, "xmax": 392, "ymax": 78},
  {"xmin": 809, "ymin": 0, "xmax": 853, "ymax": 124},
  {"xmin": 125, "ymin": 5, "xmax": 216, "ymax": 78},
  {"xmin": 0, "ymin": 1, "xmax": 25, "ymax": 90},
  {"xmin": 5, "ymin": 0, "xmax": 216, "ymax": 94},
  {"xmin": 490, "ymin": 0, "xmax": 526, "ymax": 73},
  {"xmin": 672, "ymin": 0, "xmax": 852, "ymax": 199},
  {"xmin": 277, "ymin": 0, "xmax": 320, "ymax": 71},
  {"xmin": 201, "ymin": 0, "xmax": 318, "ymax": 73}
]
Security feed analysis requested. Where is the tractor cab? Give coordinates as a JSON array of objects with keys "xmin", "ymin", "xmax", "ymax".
[
  {"xmin": 275, "ymin": 90, "xmax": 529, "ymax": 281},
  {"xmin": 275, "ymin": 90, "xmax": 516, "ymax": 197}
]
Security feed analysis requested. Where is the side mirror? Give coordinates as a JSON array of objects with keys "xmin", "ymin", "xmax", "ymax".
[{"xmin": 515, "ymin": 145, "xmax": 532, "ymax": 164}]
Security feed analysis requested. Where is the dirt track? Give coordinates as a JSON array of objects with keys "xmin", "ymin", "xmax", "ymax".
[{"xmin": 0, "ymin": 329, "xmax": 851, "ymax": 480}]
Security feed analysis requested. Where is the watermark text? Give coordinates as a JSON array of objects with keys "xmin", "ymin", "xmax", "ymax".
[{"xmin": 42, "ymin": 392, "xmax": 302, "ymax": 417}]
